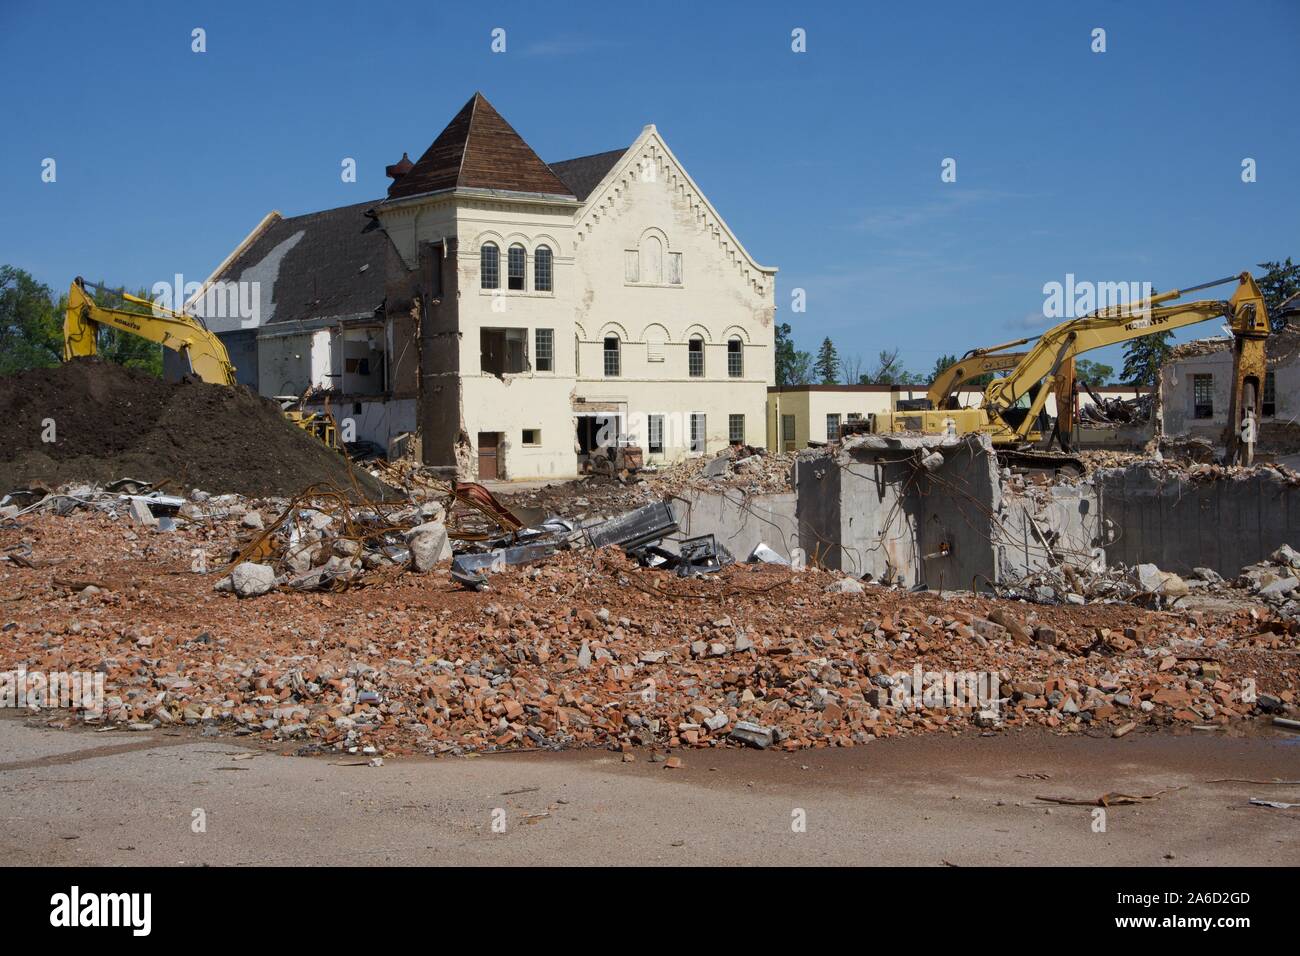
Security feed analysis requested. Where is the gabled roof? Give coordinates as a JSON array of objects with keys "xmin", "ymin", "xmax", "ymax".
[
  {"xmin": 199, "ymin": 200, "xmax": 391, "ymax": 328},
  {"xmin": 548, "ymin": 148, "xmax": 628, "ymax": 201},
  {"xmin": 386, "ymin": 92, "xmax": 575, "ymax": 200}
]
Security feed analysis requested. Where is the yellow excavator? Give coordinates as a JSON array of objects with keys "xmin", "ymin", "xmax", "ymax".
[
  {"xmin": 63, "ymin": 277, "xmax": 340, "ymax": 449},
  {"xmin": 870, "ymin": 272, "xmax": 1271, "ymax": 464}
]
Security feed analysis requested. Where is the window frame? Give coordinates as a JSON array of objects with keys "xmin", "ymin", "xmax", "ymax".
[
  {"xmin": 1193, "ymin": 373, "xmax": 1214, "ymax": 419},
  {"xmin": 1263, "ymin": 370, "xmax": 1276, "ymax": 418},
  {"xmin": 480, "ymin": 242, "xmax": 499, "ymax": 290},
  {"xmin": 603, "ymin": 335, "xmax": 621, "ymax": 377},
  {"xmin": 534, "ymin": 245, "xmax": 553, "ymax": 293},
  {"xmin": 507, "ymin": 244, "xmax": 526, "ymax": 291},
  {"xmin": 826, "ymin": 413, "xmax": 841, "ymax": 440},
  {"xmin": 688, "ymin": 337, "xmax": 705, "ymax": 378},
  {"xmin": 728, "ymin": 413, "xmax": 745, "ymax": 445},
  {"xmin": 534, "ymin": 328, "xmax": 554, "ymax": 373},
  {"xmin": 689, "ymin": 412, "xmax": 707, "ymax": 454},
  {"xmin": 727, "ymin": 337, "xmax": 743, "ymax": 378},
  {"xmin": 647, "ymin": 414, "xmax": 665, "ymax": 454}
]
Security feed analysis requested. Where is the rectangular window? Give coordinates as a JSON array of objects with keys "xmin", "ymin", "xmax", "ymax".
[
  {"xmin": 648, "ymin": 414, "xmax": 664, "ymax": 454},
  {"xmin": 481, "ymin": 328, "xmax": 529, "ymax": 375},
  {"xmin": 728, "ymin": 414, "xmax": 745, "ymax": 444},
  {"xmin": 1193, "ymin": 374, "xmax": 1214, "ymax": 419},
  {"xmin": 688, "ymin": 338, "xmax": 704, "ymax": 377},
  {"xmin": 522, "ymin": 429, "xmax": 540, "ymax": 446},
  {"xmin": 781, "ymin": 413, "xmax": 795, "ymax": 452},
  {"xmin": 727, "ymin": 339, "xmax": 743, "ymax": 377},
  {"xmin": 689, "ymin": 413, "xmax": 706, "ymax": 453},
  {"xmin": 507, "ymin": 246, "xmax": 525, "ymax": 291},
  {"xmin": 603, "ymin": 337, "xmax": 621, "ymax": 377},
  {"xmin": 624, "ymin": 250, "xmax": 640, "ymax": 283},
  {"xmin": 826, "ymin": 413, "xmax": 841, "ymax": 440},
  {"xmin": 847, "ymin": 412, "xmax": 862, "ymax": 423},
  {"xmin": 535, "ymin": 328, "xmax": 554, "ymax": 372},
  {"xmin": 1263, "ymin": 371, "xmax": 1276, "ymax": 417}
]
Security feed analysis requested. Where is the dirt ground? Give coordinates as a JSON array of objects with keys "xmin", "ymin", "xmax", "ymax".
[{"xmin": 1, "ymin": 712, "xmax": 1296, "ymax": 866}]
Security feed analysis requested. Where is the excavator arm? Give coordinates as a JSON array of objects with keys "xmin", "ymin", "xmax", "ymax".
[
  {"xmin": 927, "ymin": 338, "xmax": 1029, "ymax": 410},
  {"xmin": 982, "ymin": 272, "xmax": 1270, "ymax": 460},
  {"xmin": 64, "ymin": 277, "xmax": 237, "ymax": 386}
]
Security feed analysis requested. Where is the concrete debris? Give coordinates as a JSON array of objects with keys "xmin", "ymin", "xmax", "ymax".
[
  {"xmin": 228, "ymin": 562, "xmax": 277, "ymax": 598},
  {"xmin": 406, "ymin": 521, "xmax": 452, "ymax": 572}
]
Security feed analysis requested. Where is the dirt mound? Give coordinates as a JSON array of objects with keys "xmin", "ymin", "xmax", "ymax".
[{"xmin": 0, "ymin": 359, "xmax": 394, "ymax": 499}]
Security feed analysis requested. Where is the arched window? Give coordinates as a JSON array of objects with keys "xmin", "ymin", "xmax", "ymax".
[
  {"xmin": 688, "ymin": 335, "xmax": 705, "ymax": 377},
  {"xmin": 534, "ymin": 245, "xmax": 552, "ymax": 292},
  {"xmin": 507, "ymin": 244, "xmax": 526, "ymax": 291},
  {"xmin": 603, "ymin": 335, "xmax": 621, "ymax": 377},
  {"xmin": 480, "ymin": 243, "xmax": 499, "ymax": 290},
  {"xmin": 727, "ymin": 337, "xmax": 743, "ymax": 377}
]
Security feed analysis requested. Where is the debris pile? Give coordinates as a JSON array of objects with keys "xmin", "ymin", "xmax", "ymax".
[
  {"xmin": 646, "ymin": 445, "xmax": 795, "ymax": 496},
  {"xmin": 2, "ymin": 501, "xmax": 1296, "ymax": 757},
  {"xmin": 0, "ymin": 358, "xmax": 391, "ymax": 499}
]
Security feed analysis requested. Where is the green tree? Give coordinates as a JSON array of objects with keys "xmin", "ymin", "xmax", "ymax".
[
  {"xmin": 929, "ymin": 353, "xmax": 959, "ymax": 382},
  {"xmin": 1258, "ymin": 258, "xmax": 1300, "ymax": 331},
  {"xmin": 774, "ymin": 321, "xmax": 796, "ymax": 385},
  {"xmin": 814, "ymin": 336, "xmax": 839, "ymax": 384},
  {"xmin": 1074, "ymin": 358, "xmax": 1113, "ymax": 386},
  {"xmin": 82, "ymin": 281, "xmax": 163, "ymax": 377},
  {"xmin": 865, "ymin": 348, "xmax": 924, "ymax": 385},
  {"xmin": 787, "ymin": 349, "xmax": 814, "ymax": 385},
  {"xmin": 1121, "ymin": 332, "xmax": 1173, "ymax": 387},
  {"xmin": 0, "ymin": 265, "xmax": 62, "ymax": 374}
]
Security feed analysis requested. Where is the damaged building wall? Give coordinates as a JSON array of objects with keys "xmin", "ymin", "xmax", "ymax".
[
  {"xmin": 794, "ymin": 434, "xmax": 1001, "ymax": 589},
  {"xmin": 1096, "ymin": 465, "xmax": 1300, "ymax": 578},
  {"xmin": 671, "ymin": 487, "xmax": 799, "ymax": 562}
]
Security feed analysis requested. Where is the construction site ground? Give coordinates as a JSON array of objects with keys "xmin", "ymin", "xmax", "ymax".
[{"xmin": 2, "ymin": 713, "xmax": 1295, "ymax": 866}]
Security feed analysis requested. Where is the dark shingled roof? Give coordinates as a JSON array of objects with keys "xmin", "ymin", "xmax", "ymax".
[
  {"xmin": 386, "ymin": 92, "xmax": 575, "ymax": 200},
  {"xmin": 212, "ymin": 200, "xmax": 391, "ymax": 326},
  {"xmin": 548, "ymin": 148, "xmax": 628, "ymax": 201}
]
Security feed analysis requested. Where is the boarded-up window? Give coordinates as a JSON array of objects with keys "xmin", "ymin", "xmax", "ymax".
[
  {"xmin": 624, "ymin": 250, "xmax": 640, "ymax": 283},
  {"xmin": 640, "ymin": 235, "xmax": 663, "ymax": 284},
  {"xmin": 668, "ymin": 252, "xmax": 682, "ymax": 285},
  {"xmin": 647, "ymin": 329, "xmax": 666, "ymax": 362}
]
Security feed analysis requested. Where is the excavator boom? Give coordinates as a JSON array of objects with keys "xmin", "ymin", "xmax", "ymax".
[
  {"xmin": 64, "ymin": 277, "xmax": 237, "ymax": 386},
  {"xmin": 869, "ymin": 272, "xmax": 1270, "ymax": 464}
]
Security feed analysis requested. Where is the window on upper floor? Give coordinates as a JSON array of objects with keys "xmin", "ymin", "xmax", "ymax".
[
  {"xmin": 727, "ymin": 337, "xmax": 743, "ymax": 377},
  {"xmin": 480, "ymin": 243, "xmax": 499, "ymax": 290},
  {"xmin": 626, "ymin": 232, "xmax": 683, "ymax": 286},
  {"xmin": 535, "ymin": 328, "xmax": 554, "ymax": 372},
  {"xmin": 1193, "ymin": 374, "xmax": 1214, "ymax": 419},
  {"xmin": 604, "ymin": 336, "xmax": 621, "ymax": 377},
  {"xmin": 688, "ymin": 337, "xmax": 704, "ymax": 377},
  {"xmin": 534, "ymin": 245, "xmax": 552, "ymax": 293},
  {"xmin": 508, "ymin": 244, "xmax": 526, "ymax": 291},
  {"xmin": 1263, "ymin": 370, "xmax": 1276, "ymax": 417},
  {"xmin": 481, "ymin": 328, "xmax": 529, "ymax": 376}
]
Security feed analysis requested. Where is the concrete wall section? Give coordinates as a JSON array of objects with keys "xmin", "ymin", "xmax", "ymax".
[
  {"xmin": 671, "ymin": 489, "xmax": 798, "ymax": 561},
  {"xmin": 1097, "ymin": 465, "xmax": 1300, "ymax": 577}
]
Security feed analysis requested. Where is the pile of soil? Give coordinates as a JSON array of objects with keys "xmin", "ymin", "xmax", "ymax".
[{"xmin": 0, "ymin": 359, "xmax": 394, "ymax": 499}]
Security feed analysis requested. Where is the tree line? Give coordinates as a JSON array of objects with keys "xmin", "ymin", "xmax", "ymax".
[
  {"xmin": 776, "ymin": 259, "xmax": 1298, "ymax": 389},
  {"xmin": 0, "ymin": 265, "xmax": 162, "ymax": 377}
]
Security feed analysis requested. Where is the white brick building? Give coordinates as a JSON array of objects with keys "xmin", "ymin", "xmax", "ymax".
[{"xmin": 188, "ymin": 92, "xmax": 777, "ymax": 480}]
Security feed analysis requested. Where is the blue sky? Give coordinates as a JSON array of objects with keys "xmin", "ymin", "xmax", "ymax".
[{"xmin": 2, "ymin": 0, "xmax": 1297, "ymax": 376}]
